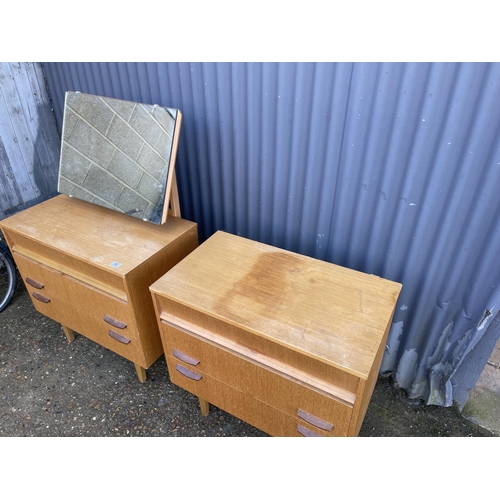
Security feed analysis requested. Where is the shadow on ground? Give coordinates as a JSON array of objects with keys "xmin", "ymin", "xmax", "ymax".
[{"xmin": 0, "ymin": 273, "xmax": 492, "ymax": 437}]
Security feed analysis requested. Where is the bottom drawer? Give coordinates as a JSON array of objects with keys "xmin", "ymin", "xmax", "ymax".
[{"xmin": 166, "ymin": 355, "xmax": 347, "ymax": 437}]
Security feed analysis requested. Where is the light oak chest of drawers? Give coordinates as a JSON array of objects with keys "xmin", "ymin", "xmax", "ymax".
[
  {"xmin": 0, "ymin": 194, "xmax": 198, "ymax": 381},
  {"xmin": 150, "ymin": 231, "xmax": 402, "ymax": 436}
]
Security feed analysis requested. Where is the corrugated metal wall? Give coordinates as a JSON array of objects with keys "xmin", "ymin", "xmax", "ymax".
[
  {"xmin": 0, "ymin": 62, "xmax": 60, "ymax": 219},
  {"xmin": 42, "ymin": 62, "xmax": 500, "ymax": 407}
]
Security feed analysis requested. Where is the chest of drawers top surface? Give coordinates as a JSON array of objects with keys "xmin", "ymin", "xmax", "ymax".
[
  {"xmin": 150, "ymin": 231, "xmax": 402, "ymax": 379},
  {"xmin": 0, "ymin": 194, "xmax": 196, "ymax": 276}
]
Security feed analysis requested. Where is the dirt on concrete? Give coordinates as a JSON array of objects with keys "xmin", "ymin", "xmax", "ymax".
[{"xmin": 0, "ymin": 272, "xmax": 493, "ymax": 438}]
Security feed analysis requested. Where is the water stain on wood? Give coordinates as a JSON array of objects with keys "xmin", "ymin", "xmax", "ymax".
[{"xmin": 214, "ymin": 251, "xmax": 305, "ymax": 325}]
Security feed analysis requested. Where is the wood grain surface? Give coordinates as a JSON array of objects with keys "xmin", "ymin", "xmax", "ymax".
[{"xmin": 151, "ymin": 230, "xmax": 402, "ymax": 379}]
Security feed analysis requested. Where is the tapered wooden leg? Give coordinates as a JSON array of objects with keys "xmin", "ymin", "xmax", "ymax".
[
  {"xmin": 135, "ymin": 363, "xmax": 147, "ymax": 383},
  {"xmin": 61, "ymin": 325, "xmax": 75, "ymax": 342},
  {"xmin": 199, "ymin": 397, "xmax": 209, "ymax": 416}
]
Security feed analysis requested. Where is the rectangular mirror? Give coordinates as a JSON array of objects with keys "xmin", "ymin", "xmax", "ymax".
[{"xmin": 57, "ymin": 91, "xmax": 182, "ymax": 224}]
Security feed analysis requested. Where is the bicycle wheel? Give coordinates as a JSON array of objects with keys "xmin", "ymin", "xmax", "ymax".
[{"xmin": 0, "ymin": 243, "xmax": 16, "ymax": 312}]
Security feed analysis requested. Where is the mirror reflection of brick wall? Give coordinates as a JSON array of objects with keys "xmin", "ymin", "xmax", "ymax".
[{"xmin": 58, "ymin": 92, "xmax": 177, "ymax": 223}]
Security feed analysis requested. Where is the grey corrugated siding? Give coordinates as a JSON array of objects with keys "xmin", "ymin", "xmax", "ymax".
[
  {"xmin": 42, "ymin": 62, "xmax": 500, "ymax": 407},
  {"xmin": 0, "ymin": 62, "xmax": 60, "ymax": 219}
]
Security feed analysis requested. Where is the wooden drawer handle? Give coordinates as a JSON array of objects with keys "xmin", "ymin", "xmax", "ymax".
[
  {"xmin": 173, "ymin": 349, "xmax": 200, "ymax": 366},
  {"xmin": 26, "ymin": 277, "xmax": 44, "ymax": 289},
  {"xmin": 176, "ymin": 364, "xmax": 202, "ymax": 381},
  {"xmin": 108, "ymin": 329, "xmax": 131, "ymax": 344},
  {"xmin": 103, "ymin": 315, "xmax": 127, "ymax": 329},
  {"xmin": 32, "ymin": 291, "xmax": 50, "ymax": 303},
  {"xmin": 297, "ymin": 424, "xmax": 322, "ymax": 437},
  {"xmin": 297, "ymin": 409, "xmax": 334, "ymax": 431}
]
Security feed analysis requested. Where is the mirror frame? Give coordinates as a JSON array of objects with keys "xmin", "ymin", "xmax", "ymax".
[{"xmin": 57, "ymin": 91, "xmax": 182, "ymax": 224}]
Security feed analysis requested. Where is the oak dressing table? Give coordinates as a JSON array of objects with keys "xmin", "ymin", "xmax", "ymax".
[{"xmin": 0, "ymin": 92, "xmax": 198, "ymax": 381}]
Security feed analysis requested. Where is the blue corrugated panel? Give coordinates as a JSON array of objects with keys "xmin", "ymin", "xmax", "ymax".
[{"xmin": 42, "ymin": 62, "xmax": 500, "ymax": 406}]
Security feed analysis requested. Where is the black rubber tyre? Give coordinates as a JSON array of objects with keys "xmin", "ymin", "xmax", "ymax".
[{"xmin": 0, "ymin": 242, "xmax": 16, "ymax": 312}]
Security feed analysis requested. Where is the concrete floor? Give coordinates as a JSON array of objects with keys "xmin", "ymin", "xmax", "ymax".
[
  {"xmin": 461, "ymin": 339, "xmax": 500, "ymax": 436},
  {"xmin": 0, "ymin": 274, "xmax": 495, "ymax": 438}
]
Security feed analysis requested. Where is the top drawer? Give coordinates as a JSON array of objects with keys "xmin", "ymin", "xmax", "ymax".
[
  {"xmin": 7, "ymin": 230, "xmax": 127, "ymax": 300},
  {"xmin": 153, "ymin": 295, "xmax": 360, "ymax": 396}
]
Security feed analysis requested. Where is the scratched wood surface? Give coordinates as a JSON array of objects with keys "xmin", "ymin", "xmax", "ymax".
[{"xmin": 1, "ymin": 194, "xmax": 196, "ymax": 276}]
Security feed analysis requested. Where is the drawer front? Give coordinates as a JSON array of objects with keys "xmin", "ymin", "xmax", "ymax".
[
  {"xmin": 166, "ymin": 354, "xmax": 335, "ymax": 437},
  {"xmin": 14, "ymin": 251, "xmax": 73, "ymax": 325},
  {"xmin": 154, "ymin": 295, "xmax": 360, "ymax": 395},
  {"xmin": 9, "ymin": 230, "xmax": 127, "ymax": 299},
  {"xmin": 161, "ymin": 323, "xmax": 352, "ymax": 436},
  {"xmin": 63, "ymin": 275, "xmax": 145, "ymax": 365},
  {"xmin": 60, "ymin": 271, "xmax": 133, "ymax": 332},
  {"xmin": 14, "ymin": 252, "xmax": 146, "ymax": 365}
]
